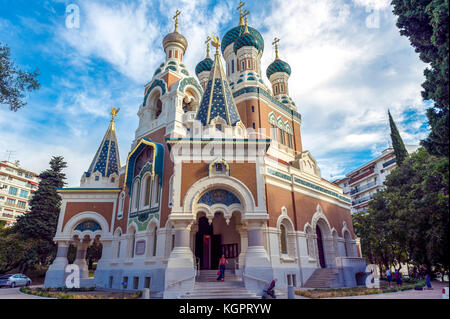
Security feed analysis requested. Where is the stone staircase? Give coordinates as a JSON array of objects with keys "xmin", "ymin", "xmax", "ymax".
[
  {"xmin": 179, "ymin": 270, "xmax": 259, "ymax": 299},
  {"xmin": 303, "ymin": 268, "xmax": 340, "ymax": 288}
]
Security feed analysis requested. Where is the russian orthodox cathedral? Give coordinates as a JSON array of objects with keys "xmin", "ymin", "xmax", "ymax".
[{"xmin": 44, "ymin": 3, "xmax": 366, "ymax": 298}]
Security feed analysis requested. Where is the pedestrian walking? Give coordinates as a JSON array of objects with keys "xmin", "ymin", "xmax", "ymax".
[
  {"xmin": 386, "ymin": 268, "xmax": 393, "ymax": 287},
  {"xmin": 216, "ymin": 255, "xmax": 228, "ymax": 281}
]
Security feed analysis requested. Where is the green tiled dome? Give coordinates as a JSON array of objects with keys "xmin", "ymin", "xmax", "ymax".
[
  {"xmin": 195, "ymin": 57, "xmax": 213, "ymax": 76},
  {"xmin": 266, "ymin": 59, "xmax": 291, "ymax": 79},
  {"xmin": 234, "ymin": 31, "xmax": 263, "ymax": 53},
  {"xmin": 221, "ymin": 25, "xmax": 264, "ymax": 54}
]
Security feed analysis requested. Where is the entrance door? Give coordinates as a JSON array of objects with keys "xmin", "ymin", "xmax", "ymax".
[
  {"xmin": 211, "ymin": 234, "xmax": 222, "ymax": 270},
  {"xmin": 195, "ymin": 216, "xmax": 214, "ymax": 270},
  {"xmin": 316, "ymin": 226, "xmax": 326, "ymax": 268},
  {"xmin": 203, "ymin": 235, "xmax": 211, "ymax": 269}
]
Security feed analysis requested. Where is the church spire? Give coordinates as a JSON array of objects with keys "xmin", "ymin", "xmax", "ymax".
[
  {"xmin": 85, "ymin": 107, "xmax": 121, "ymax": 178},
  {"xmin": 195, "ymin": 34, "xmax": 242, "ymax": 127}
]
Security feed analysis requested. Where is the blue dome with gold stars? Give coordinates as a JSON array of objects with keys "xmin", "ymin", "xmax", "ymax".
[
  {"xmin": 221, "ymin": 25, "xmax": 264, "ymax": 54},
  {"xmin": 195, "ymin": 57, "xmax": 213, "ymax": 76},
  {"xmin": 266, "ymin": 59, "xmax": 291, "ymax": 79}
]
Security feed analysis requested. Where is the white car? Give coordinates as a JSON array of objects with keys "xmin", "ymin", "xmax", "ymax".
[{"xmin": 0, "ymin": 274, "xmax": 32, "ymax": 288}]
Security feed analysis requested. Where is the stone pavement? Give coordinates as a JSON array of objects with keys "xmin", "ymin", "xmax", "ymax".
[
  {"xmin": 328, "ymin": 281, "xmax": 449, "ymax": 299},
  {"xmin": 0, "ymin": 285, "xmax": 43, "ymax": 299}
]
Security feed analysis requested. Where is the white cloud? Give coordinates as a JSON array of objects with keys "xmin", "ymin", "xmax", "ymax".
[
  {"xmin": 258, "ymin": 0, "xmax": 428, "ymax": 179},
  {"xmin": 1, "ymin": 0, "xmax": 430, "ymax": 185}
]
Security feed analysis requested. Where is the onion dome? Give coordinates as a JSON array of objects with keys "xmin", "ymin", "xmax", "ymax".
[
  {"xmin": 234, "ymin": 31, "xmax": 263, "ymax": 53},
  {"xmin": 195, "ymin": 57, "xmax": 213, "ymax": 76},
  {"xmin": 266, "ymin": 59, "xmax": 291, "ymax": 79},
  {"xmin": 221, "ymin": 25, "xmax": 264, "ymax": 54},
  {"xmin": 163, "ymin": 31, "xmax": 188, "ymax": 52}
]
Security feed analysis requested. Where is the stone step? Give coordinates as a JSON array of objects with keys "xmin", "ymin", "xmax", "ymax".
[{"xmin": 303, "ymin": 268, "xmax": 339, "ymax": 288}]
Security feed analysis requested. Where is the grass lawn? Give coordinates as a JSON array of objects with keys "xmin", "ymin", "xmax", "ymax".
[
  {"xmin": 295, "ymin": 280, "xmax": 426, "ymax": 299},
  {"xmin": 20, "ymin": 287, "xmax": 142, "ymax": 299}
]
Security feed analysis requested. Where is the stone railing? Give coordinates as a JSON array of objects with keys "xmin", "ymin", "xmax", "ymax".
[{"xmin": 335, "ymin": 257, "xmax": 366, "ymax": 269}]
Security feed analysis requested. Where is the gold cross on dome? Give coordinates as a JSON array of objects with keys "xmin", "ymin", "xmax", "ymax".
[
  {"xmin": 237, "ymin": 1, "xmax": 246, "ymax": 25},
  {"xmin": 212, "ymin": 33, "xmax": 221, "ymax": 51},
  {"xmin": 272, "ymin": 37, "xmax": 280, "ymax": 60},
  {"xmin": 242, "ymin": 10, "xmax": 250, "ymax": 33},
  {"xmin": 205, "ymin": 36, "xmax": 211, "ymax": 58},
  {"xmin": 173, "ymin": 10, "xmax": 181, "ymax": 32},
  {"xmin": 111, "ymin": 106, "xmax": 120, "ymax": 121}
]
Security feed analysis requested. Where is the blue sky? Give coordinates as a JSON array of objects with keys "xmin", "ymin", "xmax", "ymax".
[{"xmin": 0, "ymin": 0, "xmax": 430, "ymax": 186}]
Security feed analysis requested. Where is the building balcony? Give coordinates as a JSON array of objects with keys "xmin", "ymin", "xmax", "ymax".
[
  {"xmin": 350, "ymin": 180, "xmax": 378, "ymax": 195},
  {"xmin": 352, "ymin": 194, "xmax": 373, "ymax": 206},
  {"xmin": 382, "ymin": 157, "xmax": 396, "ymax": 168}
]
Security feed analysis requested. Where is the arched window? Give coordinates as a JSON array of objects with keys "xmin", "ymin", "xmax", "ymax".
[
  {"xmin": 118, "ymin": 191, "xmax": 125, "ymax": 220},
  {"xmin": 143, "ymin": 175, "xmax": 151, "ymax": 207},
  {"xmin": 132, "ymin": 180, "xmax": 140, "ymax": 211},
  {"xmin": 280, "ymin": 224, "xmax": 287, "ymax": 254},
  {"xmin": 344, "ymin": 231, "xmax": 353, "ymax": 257},
  {"xmin": 231, "ymin": 60, "xmax": 234, "ymax": 73},
  {"xmin": 151, "ymin": 175, "xmax": 160, "ymax": 207},
  {"xmin": 287, "ymin": 133, "xmax": 292, "ymax": 148},
  {"xmin": 279, "ymin": 129, "xmax": 285, "ymax": 145},
  {"xmin": 306, "ymin": 226, "xmax": 314, "ymax": 258},
  {"xmin": 115, "ymin": 229, "xmax": 122, "ymax": 259},
  {"xmin": 153, "ymin": 227, "xmax": 158, "ymax": 256},
  {"xmin": 130, "ymin": 229, "xmax": 136, "ymax": 258}
]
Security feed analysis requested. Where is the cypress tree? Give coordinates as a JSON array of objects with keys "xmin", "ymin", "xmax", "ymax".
[
  {"xmin": 388, "ymin": 110, "xmax": 409, "ymax": 166},
  {"xmin": 14, "ymin": 156, "xmax": 67, "ymax": 241}
]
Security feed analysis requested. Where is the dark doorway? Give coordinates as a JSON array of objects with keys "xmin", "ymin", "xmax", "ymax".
[
  {"xmin": 196, "ymin": 217, "xmax": 212, "ymax": 269},
  {"xmin": 211, "ymin": 234, "xmax": 222, "ymax": 270},
  {"xmin": 195, "ymin": 216, "xmax": 223, "ymax": 270},
  {"xmin": 316, "ymin": 226, "xmax": 326, "ymax": 268}
]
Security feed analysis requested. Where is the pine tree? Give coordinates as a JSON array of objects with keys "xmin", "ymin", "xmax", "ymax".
[
  {"xmin": 388, "ymin": 110, "xmax": 409, "ymax": 166},
  {"xmin": 14, "ymin": 156, "xmax": 67, "ymax": 241}
]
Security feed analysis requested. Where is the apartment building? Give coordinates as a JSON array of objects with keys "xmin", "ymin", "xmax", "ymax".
[
  {"xmin": 334, "ymin": 145, "xmax": 419, "ymax": 214},
  {"xmin": 0, "ymin": 160, "xmax": 40, "ymax": 227}
]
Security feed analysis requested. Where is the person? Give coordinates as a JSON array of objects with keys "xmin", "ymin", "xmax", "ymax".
[
  {"xmin": 386, "ymin": 268, "xmax": 392, "ymax": 287},
  {"xmin": 394, "ymin": 269, "xmax": 402, "ymax": 288},
  {"xmin": 425, "ymin": 273, "xmax": 433, "ymax": 290},
  {"xmin": 216, "ymin": 255, "xmax": 228, "ymax": 281},
  {"xmin": 262, "ymin": 279, "xmax": 277, "ymax": 299}
]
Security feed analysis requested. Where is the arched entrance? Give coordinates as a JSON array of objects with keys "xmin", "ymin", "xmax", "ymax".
[
  {"xmin": 316, "ymin": 226, "xmax": 326, "ymax": 268},
  {"xmin": 194, "ymin": 212, "xmax": 242, "ymax": 271}
]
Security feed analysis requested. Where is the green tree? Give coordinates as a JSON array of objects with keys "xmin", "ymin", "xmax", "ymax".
[
  {"xmin": 0, "ymin": 156, "xmax": 67, "ymax": 274},
  {"xmin": 356, "ymin": 147, "xmax": 449, "ymax": 274},
  {"xmin": 0, "ymin": 43, "xmax": 41, "ymax": 111},
  {"xmin": 392, "ymin": 0, "xmax": 449, "ymax": 156},
  {"xmin": 388, "ymin": 110, "xmax": 409, "ymax": 166}
]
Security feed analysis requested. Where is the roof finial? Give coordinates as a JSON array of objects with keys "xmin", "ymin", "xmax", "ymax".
[
  {"xmin": 173, "ymin": 9, "xmax": 181, "ymax": 32},
  {"xmin": 237, "ymin": 1, "xmax": 246, "ymax": 26},
  {"xmin": 272, "ymin": 37, "xmax": 280, "ymax": 60},
  {"xmin": 242, "ymin": 10, "xmax": 250, "ymax": 33},
  {"xmin": 211, "ymin": 33, "xmax": 221, "ymax": 56},
  {"xmin": 205, "ymin": 36, "xmax": 211, "ymax": 58},
  {"xmin": 111, "ymin": 106, "xmax": 120, "ymax": 122}
]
